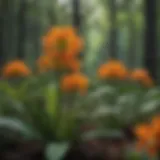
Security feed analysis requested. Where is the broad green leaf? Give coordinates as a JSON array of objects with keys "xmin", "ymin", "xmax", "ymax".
[
  {"xmin": 45, "ymin": 143, "xmax": 69, "ymax": 160},
  {"xmin": 92, "ymin": 105, "xmax": 119, "ymax": 118},
  {"xmin": 0, "ymin": 117, "xmax": 39, "ymax": 139},
  {"xmin": 140, "ymin": 100, "xmax": 160, "ymax": 113},
  {"xmin": 55, "ymin": 108, "xmax": 70, "ymax": 140},
  {"xmin": 89, "ymin": 86, "xmax": 116, "ymax": 98},
  {"xmin": 45, "ymin": 84, "xmax": 58, "ymax": 119},
  {"xmin": 82, "ymin": 129, "xmax": 125, "ymax": 140},
  {"xmin": 144, "ymin": 88, "xmax": 160, "ymax": 99},
  {"xmin": 0, "ymin": 98, "xmax": 25, "ymax": 117}
]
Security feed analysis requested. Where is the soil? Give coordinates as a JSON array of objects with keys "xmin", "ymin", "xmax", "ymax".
[
  {"xmin": 0, "ymin": 140, "xmax": 45, "ymax": 160},
  {"xmin": 63, "ymin": 138, "xmax": 128, "ymax": 160},
  {"xmin": 0, "ymin": 129, "xmax": 132, "ymax": 160}
]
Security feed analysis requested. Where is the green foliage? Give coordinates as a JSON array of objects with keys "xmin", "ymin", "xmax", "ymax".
[
  {"xmin": 82, "ymin": 129, "xmax": 125, "ymax": 141},
  {"xmin": 0, "ymin": 0, "xmax": 159, "ymax": 158},
  {"xmin": 0, "ymin": 73, "xmax": 84, "ymax": 142},
  {"xmin": 0, "ymin": 69, "xmax": 159, "ymax": 159},
  {"xmin": 86, "ymin": 82, "xmax": 160, "ymax": 128},
  {"xmin": 45, "ymin": 143, "xmax": 69, "ymax": 160}
]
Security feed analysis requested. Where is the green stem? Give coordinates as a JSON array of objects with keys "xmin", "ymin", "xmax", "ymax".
[{"xmin": 54, "ymin": 72, "xmax": 65, "ymax": 141}]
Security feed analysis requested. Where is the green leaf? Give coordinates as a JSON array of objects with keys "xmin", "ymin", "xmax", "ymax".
[
  {"xmin": 89, "ymin": 86, "xmax": 116, "ymax": 98},
  {"xmin": 140, "ymin": 100, "xmax": 160, "ymax": 113},
  {"xmin": 45, "ymin": 143, "xmax": 69, "ymax": 160},
  {"xmin": 82, "ymin": 129, "xmax": 125, "ymax": 140},
  {"xmin": 0, "ymin": 98, "xmax": 26, "ymax": 117},
  {"xmin": 55, "ymin": 108, "xmax": 70, "ymax": 141},
  {"xmin": 0, "ymin": 117, "xmax": 39, "ymax": 139},
  {"xmin": 45, "ymin": 84, "xmax": 58, "ymax": 119}
]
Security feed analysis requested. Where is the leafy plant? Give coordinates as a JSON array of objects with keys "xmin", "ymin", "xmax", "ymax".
[{"xmin": 0, "ymin": 27, "xmax": 159, "ymax": 160}]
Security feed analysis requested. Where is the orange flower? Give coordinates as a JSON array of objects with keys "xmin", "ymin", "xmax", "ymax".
[
  {"xmin": 130, "ymin": 69, "xmax": 154, "ymax": 87},
  {"xmin": 61, "ymin": 73, "xmax": 88, "ymax": 94},
  {"xmin": 49, "ymin": 54, "xmax": 81, "ymax": 72},
  {"xmin": 37, "ymin": 54, "xmax": 80, "ymax": 73},
  {"xmin": 135, "ymin": 117, "xmax": 160, "ymax": 157},
  {"xmin": 43, "ymin": 26, "xmax": 83, "ymax": 56},
  {"xmin": 98, "ymin": 60, "xmax": 128, "ymax": 80},
  {"xmin": 151, "ymin": 115, "xmax": 160, "ymax": 132},
  {"xmin": 135, "ymin": 124, "xmax": 153, "ymax": 142},
  {"xmin": 37, "ymin": 55, "xmax": 54, "ymax": 72},
  {"xmin": 151, "ymin": 115, "xmax": 160, "ymax": 147},
  {"xmin": 68, "ymin": 58, "xmax": 81, "ymax": 72},
  {"xmin": 134, "ymin": 124, "xmax": 157, "ymax": 156},
  {"xmin": 2, "ymin": 60, "xmax": 31, "ymax": 78},
  {"xmin": 42, "ymin": 27, "xmax": 83, "ymax": 72}
]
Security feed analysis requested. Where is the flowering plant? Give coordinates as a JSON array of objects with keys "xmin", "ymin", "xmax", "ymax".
[
  {"xmin": 0, "ymin": 26, "xmax": 159, "ymax": 160},
  {"xmin": 0, "ymin": 27, "xmax": 87, "ymax": 160}
]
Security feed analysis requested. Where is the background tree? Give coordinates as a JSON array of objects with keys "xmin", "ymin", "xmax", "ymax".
[
  {"xmin": 0, "ymin": 0, "xmax": 159, "ymax": 82},
  {"xmin": 144, "ymin": 0, "xmax": 158, "ymax": 81},
  {"xmin": 108, "ymin": 0, "xmax": 118, "ymax": 59}
]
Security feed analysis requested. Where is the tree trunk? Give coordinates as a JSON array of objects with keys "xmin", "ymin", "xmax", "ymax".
[
  {"xmin": 17, "ymin": 0, "xmax": 27, "ymax": 59},
  {"xmin": 108, "ymin": 0, "xmax": 118, "ymax": 59},
  {"xmin": 23, "ymin": 0, "xmax": 42, "ymax": 66},
  {"xmin": 72, "ymin": 0, "xmax": 83, "ymax": 60},
  {"xmin": 127, "ymin": 0, "xmax": 137, "ymax": 68},
  {"xmin": 0, "ymin": 0, "xmax": 56, "ymax": 66},
  {"xmin": 144, "ymin": 0, "xmax": 158, "ymax": 81},
  {"xmin": 72, "ymin": 0, "xmax": 81, "ymax": 31},
  {"xmin": 0, "ymin": 0, "xmax": 9, "ymax": 66}
]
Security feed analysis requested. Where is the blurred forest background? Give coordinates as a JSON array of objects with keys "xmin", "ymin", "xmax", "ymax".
[{"xmin": 0, "ymin": 0, "xmax": 159, "ymax": 82}]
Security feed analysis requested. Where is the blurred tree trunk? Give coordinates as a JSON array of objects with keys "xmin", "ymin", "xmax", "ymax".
[
  {"xmin": 0, "ymin": 0, "xmax": 57, "ymax": 66},
  {"xmin": 0, "ymin": 0, "xmax": 26, "ymax": 61},
  {"xmin": 0, "ymin": 0, "xmax": 9, "ymax": 66},
  {"xmin": 72, "ymin": 0, "xmax": 81, "ymax": 31},
  {"xmin": 7, "ymin": 0, "xmax": 19, "ymax": 60},
  {"xmin": 144, "ymin": 0, "xmax": 158, "ymax": 80},
  {"xmin": 47, "ymin": 0, "xmax": 58, "ymax": 27},
  {"xmin": 108, "ymin": 0, "xmax": 118, "ymax": 59},
  {"xmin": 23, "ymin": 0, "xmax": 42, "ymax": 66},
  {"xmin": 127, "ymin": 0, "xmax": 137, "ymax": 68},
  {"xmin": 17, "ymin": 0, "xmax": 27, "ymax": 59},
  {"xmin": 72, "ymin": 0, "xmax": 84, "ymax": 60},
  {"xmin": 0, "ymin": 0, "xmax": 25, "ymax": 64}
]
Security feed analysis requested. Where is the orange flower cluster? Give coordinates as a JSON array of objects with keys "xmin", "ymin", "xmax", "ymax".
[
  {"xmin": 37, "ymin": 26, "xmax": 88, "ymax": 93},
  {"xmin": 98, "ymin": 60, "xmax": 128, "ymax": 80},
  {"xmin": 2, "ymin": 60, "xmax": 31, "ymax": 78},
  {"xmin": 37, "ymin": 26, "xmax": 83, "ymax": 72},
  {"xmin": 135, "ymin": 115, "xmax": 160, "ymax": 156},
  {"xmin": 61, "ymin": 73, "xmax": 88, "ymax": 94},
  {"xmin": 130, "ymin": 69, "xmax": 153, "ymax": 87},
  {"xmin": 98, "ymin": 59, "xmax": 154, "ymax": 87}
]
